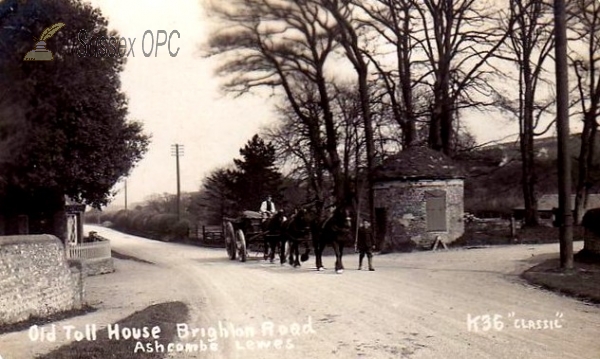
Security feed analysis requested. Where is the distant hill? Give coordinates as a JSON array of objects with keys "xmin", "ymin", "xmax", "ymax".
[{"xmin": 457, "ymin": 133, "xmax": 600, "ymax": 217}]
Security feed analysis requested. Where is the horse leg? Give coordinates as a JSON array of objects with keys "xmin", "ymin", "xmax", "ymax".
[
  {"xmin": 287, "ymin": 239, "xmax": 295, "ymax": 266},
  {"xmin": 332, "ymin": 241, "xmax": 343, "ymax": 274},
  {"xmin": 293, "ymin": 240, "xmax": 301, "ymax": 267},
  {"xmin": 314, "ymin": 242, "xmax": 324, "ymax": 271},
  {"xmin": 339, "ymin": 242, "xmax": 345, "ymax": 272},
  {"xmin": 263, "ymin": 236, "xmax": 269, "ymax": 260},
  {"xmin": 293, "ymin": 243, "xmax": 299, "ymax": 267},
  {"xmin": 279, "ymin": 237, "xmax": 286, "ymax": 265},
  {"xmin": 270, "ymin": 236, "xmax": 277, "ymax": 263}
]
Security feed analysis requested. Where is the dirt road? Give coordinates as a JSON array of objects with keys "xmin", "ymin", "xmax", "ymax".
[{"xmin": 2, "ymin": 225, "xmax": 600, "ymax": 359}]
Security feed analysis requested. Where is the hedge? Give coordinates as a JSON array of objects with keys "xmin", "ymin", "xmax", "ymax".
[{"xmin": 99, "ymin": 209, "xmax": 191, "ymax": 242}]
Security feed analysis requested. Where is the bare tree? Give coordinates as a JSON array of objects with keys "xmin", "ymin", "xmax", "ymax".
[
  {"xmin": 316, "ymin": 0, "xmax": 377, "ymax": 229},
  {"xmin": 264, "ymin": 81, "xmax": 370, "ymax": 212},
  {"xmin": 352, "ymin": 0, "xmax": 421, "ymax": 148},
  {"xmin": 409, "ymin": 0, "xmax": 513, "ymax": 155},
  {"xmin": 204, "ymin": 0, "xmax": 351, "ymax": 208},
  {"xmin": 264, "ymin": 103, "xmax": 328, "ymax": 207},
  {"xmin": 499, "ymin": 0, "xmax": 555, "ymax": 227},
  {"xmin": 568, "ymin": 0, "xmax": 600, "ymax": 224}
]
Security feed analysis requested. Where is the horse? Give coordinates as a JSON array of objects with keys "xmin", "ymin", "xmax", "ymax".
[
  {"xmin": 262, "ymin": 210, "xmax": 287, "ymax": 264},
  {"xmin": 282, "ymin": 208, "xmax": 312, "ymax": 267},
  {"xmin": 311, "ymin": 203, "xmax": 353, "ymax": 273}
]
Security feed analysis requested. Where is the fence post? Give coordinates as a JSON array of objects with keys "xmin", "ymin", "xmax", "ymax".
[{"xmin": 510, "ymin": 217, "xmax": 516, "ymax": 239}]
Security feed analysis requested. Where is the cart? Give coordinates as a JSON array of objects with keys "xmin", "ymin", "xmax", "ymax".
[{"xmin": 222, "ymin": 211, "xmax": 271, "ymax": 262}]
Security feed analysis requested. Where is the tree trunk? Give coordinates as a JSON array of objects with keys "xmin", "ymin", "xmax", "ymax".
[
  {"xmin": 574, "ymin": 113, "xmax": 595, "ymax": 224},
  {"xmin": 553, "ymin": 0, "xmax": 573, "ymax": 269},
  {"xmin": 521, "ymin": 61, "xmax": 539, "ymax": 227},
  {"xmin": 429, "ymin": 103, "xmax": 443, "ymax": 151},
  {"xmin": 358, "ymin": 69, "xmax": 376, "ymax": 243}
]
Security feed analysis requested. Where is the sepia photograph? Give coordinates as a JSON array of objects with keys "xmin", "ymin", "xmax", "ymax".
[{"xmin": 1, "ymin": 0, "xmax": 600, "ymax": 358}]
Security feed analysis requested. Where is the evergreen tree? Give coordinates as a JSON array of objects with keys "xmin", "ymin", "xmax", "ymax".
[
  {"xmin": 231, "ymin": 135, "xmax": 283, "ymax": 211},
  {"xmin": 194, "ymin": 167, "xmax": 237, "ymax": 224},
  {"xmin": 0, "ymin": 0, "xmax": 149, "ymax": 238}
]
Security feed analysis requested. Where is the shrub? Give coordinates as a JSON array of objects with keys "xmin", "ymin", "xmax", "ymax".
[
  {"xmin": 582, "ymin": 208, "xmax": 600, "ymax": 237},
  {"xmin": 128, "ymin": 210, "xmax": 149, "ymax": 234},
  {"xmin": 171, "ymin": 219, "xmax": 191, "ymax": 239},
  {"xmin": 146, "ymin": 213, "xmax": 179, "ymax": 239},
  {"xmin": 112, "ymin": 210, "xmax": 131, "ymax": 230}
]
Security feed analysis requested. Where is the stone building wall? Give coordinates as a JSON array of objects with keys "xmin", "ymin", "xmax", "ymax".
[
  {"xmin": 0, "ymin": 235, "xmax": 84, "ymax": 325},
  {"xmin": 374, "ymin": 179, "xmax": 464, "ymax": 251}
]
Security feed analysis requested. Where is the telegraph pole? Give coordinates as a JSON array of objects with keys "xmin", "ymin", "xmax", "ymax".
[
  {"xmin": 171, "ymin": 144, "xmax": 184, "ymax": 221},
  {"xmin": 553, "ymin": 0, "xmax": 573, "ymax": 269}
]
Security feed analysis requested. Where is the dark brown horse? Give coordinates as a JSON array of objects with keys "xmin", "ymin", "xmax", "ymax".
[
  {"xmin": 262, "ymin": 210, "xmax": 287, "ymax": 263},
  {"xmin": 282, "ymin": 208, "xmax": 312, "ymax": 267},
  {"xmin": 311, "ymin": 203, "xmax": 353, "ymax": 273}
]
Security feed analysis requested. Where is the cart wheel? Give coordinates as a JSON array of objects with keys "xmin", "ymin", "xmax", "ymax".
[
  {"xmin": 224, "ymin": 222, "xmax": 236, "ymax": 260},
  {"xmin": 236, "ymin": 229, "xmax": 247, "ymax": 262}
]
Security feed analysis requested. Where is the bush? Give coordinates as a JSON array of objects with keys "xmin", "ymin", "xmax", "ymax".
[
  {"xmin": 128, "ymin": 210, "xmax": 149, "ymax": 234},
  {"xmin": 146, "ymin": 213, "xmax": 179, "ymax": 240},
  {"xmin": 171, "ymin": 219, "xmax": 191, "ymax": 238},
  {"xmin": 96, "ymin": 208, "xmax": 193, "ymax": 242},
  {"xmin": 112, "ymin": 210, "xmax": 131, "ymax": 230},
  {"xmin": 583, "ymin": 208, "xmax": 600, "ymax": 237}
]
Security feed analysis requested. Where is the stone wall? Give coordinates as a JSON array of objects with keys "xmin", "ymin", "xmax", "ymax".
[
  {"xmin": 374, "ymin": 179, "xmax": 464, "ymax": 251},
  {"xmin": 0, "ymin": 235, "xmax": 84, "ymax": 325}
]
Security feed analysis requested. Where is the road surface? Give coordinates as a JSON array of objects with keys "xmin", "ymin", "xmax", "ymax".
[{"xmin": 2, "ymin": 225, "xmax": 599, "ymax": 359}]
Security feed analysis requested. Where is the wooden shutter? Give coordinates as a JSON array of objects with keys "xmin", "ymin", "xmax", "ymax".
[{"xmin": 426, "ymin": 190, "xmax": 447, "ymax": 231}]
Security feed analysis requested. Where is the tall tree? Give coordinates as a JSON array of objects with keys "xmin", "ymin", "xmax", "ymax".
[
  {"xmin": 569, "ymin": 0, "xmax": 600, "ymax": 224},
  {"xmin": 321, "ymin": 0, "xmax": 377, "ymax": 227},
  {"xmin": 554, "ymin": 0, "xmax": 573, "ymax": 269},
  {"xmin": 411, "ymin": 0, "xmax": 513, "ymax": 155},
  {"xmin": 195, "ymin": 167, "xmax": 237, "ymax": 224},
  {"xmin": 231, "ymin": 135, "xmax": 283, "ymax": 211},
  {"xmin": 501, "ymin": 0, "xmax": 555, "ymax": 227},
  {"xmin": 353, "ymin": 0, "xmax": 421, "ymax": 148},
  {"xmin": 265, "ymin": 104, "xmax": 328, "ymax": 207},
  {"xmin": 204, "ymin": 0, "xmax": 352, "ymax": 208},
  {"xmin": 0, "ymin": 0, "xmax": 149, "ymax": 239}
]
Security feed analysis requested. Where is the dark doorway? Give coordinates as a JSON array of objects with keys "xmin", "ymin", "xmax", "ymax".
[{"xmin": 375, "ymin": 207, "xmax": 387, "ymax": 250}]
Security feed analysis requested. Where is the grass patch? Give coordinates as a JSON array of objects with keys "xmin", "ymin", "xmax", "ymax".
[
  {"xmin": 0, "ymin": 306, "xmax": 97, "ymax": 335},
  {"xmin": 37, "ymin": 301, "xmax": 189, "ymax": 359},
  {"xmin": 454, "ymin": 222, "xmax": 586, "ymax": 247},
  {"xmin": 515, "ymin": 225, "xmax": 585, "ymax": 244},
  {"xmin": 111, "ymin": 250, "xmax": 154, "ymax": 265},
  {"xmin": 521, "ymin": 251, "xmax": 600, "ymax": 305}
]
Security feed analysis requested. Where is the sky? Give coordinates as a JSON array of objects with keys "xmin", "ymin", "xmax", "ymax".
[
  {"xmin": 85, "ymin": 0, "xmax": 277, "ymax": 208},
  {"xmin": 82, "ymin": 0, "xmax": 559, "ymax": 209}
]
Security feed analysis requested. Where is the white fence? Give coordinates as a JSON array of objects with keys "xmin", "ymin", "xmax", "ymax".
[{"xmin": 66, "ymin": 239, "xmax": 111, "ymax": 260}]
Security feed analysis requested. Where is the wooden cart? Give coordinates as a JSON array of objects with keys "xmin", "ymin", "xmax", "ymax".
[{"xmin": 222, "ymin": 211, "xmax": 269, "ymax": 262}]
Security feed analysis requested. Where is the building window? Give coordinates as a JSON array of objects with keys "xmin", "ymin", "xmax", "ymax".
[{"xmin": 426, "ymin": 190, "xmax": 447, "ymax": 231}]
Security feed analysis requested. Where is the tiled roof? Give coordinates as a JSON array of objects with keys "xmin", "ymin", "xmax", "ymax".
[{"xmin": 373, "ymin": 146, "xmax": 465, "ymax": 181}]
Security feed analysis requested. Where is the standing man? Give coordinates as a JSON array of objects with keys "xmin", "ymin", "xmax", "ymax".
[
  {"xmin": 357, "ymin": 219, "xmax": 375, "ymax": 271},
  {"xmin": 260, "ymin": 195, "xmax": 276, "ymax": 217}
]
